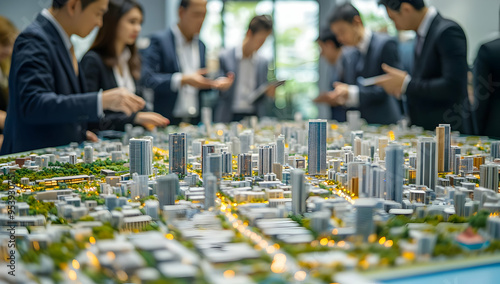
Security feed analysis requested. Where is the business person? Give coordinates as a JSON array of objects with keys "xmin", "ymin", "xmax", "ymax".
[
  {"xmin": 81, "ymin": 0, "xmax": 169, "ymax": 133},
  {"xmin": 0, "ymin": 16, "xmax": 18, "ymax": 144},
  {"xmin": 314, "ymin": 26, "xmax": 347, "ymax": 122},
  {"xmin": 215, "ymin": 15, "xmax": 276, "ymax": 123},
  {"xmin": 377, "ymin": 0, "xmax": 473, "ymax": 134},
  {"xmin": 141, "ymin": 0, "xmax": 232, "ymax": 125},
  {"xmin": 1, "ymin": 0, "xmax": 145, "ymax": 154},
  {"xmin": 329, "ymin": 3, "xmax": 403, "ymax": 125},
  {"xmin": 473, "ymin": 36, "xmax": 500, "ymax": 138}
]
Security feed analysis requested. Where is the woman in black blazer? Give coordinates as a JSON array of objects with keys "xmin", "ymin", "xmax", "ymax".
[{"xmin": 81, "ymin": 0, "xmax": 169, "ymax": 133}]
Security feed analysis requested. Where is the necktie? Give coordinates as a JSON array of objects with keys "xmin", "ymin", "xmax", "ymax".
[
  {"xmin": 354, "ymin": 48, "xmax": 365, "ymax": 75},
  {"xmin": 415, "ymin": 34, "xmax": 424, "ymax": 59},
  {"xmin": 70, "ymin": 46, "xmax": 79, "ymax": 76}
]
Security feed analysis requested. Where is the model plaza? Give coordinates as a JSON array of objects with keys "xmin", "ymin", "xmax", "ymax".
[{"xmin": 1, "ymin": 113, "xmax": 500, "ymax": 283}]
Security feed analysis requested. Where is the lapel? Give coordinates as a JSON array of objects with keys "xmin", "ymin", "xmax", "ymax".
[
  {"xmin": 413, "ymin": 13, "xmax": 441, "ymax": 76},
  {"xmin": 167, "ymin": 29, "xmax": 180, "ymax": 72},
  {"xmin": 36, "ymin": 14, "xmax": 81, "ymax": 93}
]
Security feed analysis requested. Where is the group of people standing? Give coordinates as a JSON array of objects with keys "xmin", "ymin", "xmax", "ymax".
[{"xmin": 0, "ymin": 0, "xmax": 498, "ymax": 155}]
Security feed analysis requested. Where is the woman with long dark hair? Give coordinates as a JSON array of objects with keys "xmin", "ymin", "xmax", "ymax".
[{"xmin": 81, "ymin": 0, "xmax": 169, "ymax": 132}]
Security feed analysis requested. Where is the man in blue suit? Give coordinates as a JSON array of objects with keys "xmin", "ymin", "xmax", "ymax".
[
  {"xmin": 377, "ymin": 0, "xmax": 473, "ymax": 134},
  {"xmin": 141, "ymin": 0, "xmax": 233, "ymax": 125},
  {"xmin": 1, "ymin": 0, "xmax": 145, "ymax": 155},
  {"xmin": 328, "ymin": 3, "xmax": 403, "ymax": 125},
  {"xmin": 215, "ymin": 15, "xmax": 276, "ymax": 123}
]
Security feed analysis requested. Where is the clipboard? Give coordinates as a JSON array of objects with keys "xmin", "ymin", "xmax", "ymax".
[
  {"xmin": 248, "ymin": 80, "xmax": 285, "ymax": 104},
  {"xmin": 357, "ymin": 75, "xmax": 388, "ymax": 87}
]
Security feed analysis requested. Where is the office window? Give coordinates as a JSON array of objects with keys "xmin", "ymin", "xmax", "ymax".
[
  {"xmin": 200, "ymin": 0, "xmax": 320, "ymax": 119},
  {"xmin": 351, "ymin": 0, "xmax": 396, "ymax": 35}
]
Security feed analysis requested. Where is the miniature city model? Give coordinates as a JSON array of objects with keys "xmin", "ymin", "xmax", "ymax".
[{"xmin": 1, "ymin": 113, "xmax": 500, "ymax": 284}]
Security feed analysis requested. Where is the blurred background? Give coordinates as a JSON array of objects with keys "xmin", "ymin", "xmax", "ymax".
[{"xmin": 1, "ymin": 0, "xmax": 499, "ymax": 120}]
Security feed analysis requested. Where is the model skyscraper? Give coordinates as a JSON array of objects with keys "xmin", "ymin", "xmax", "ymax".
[{"xmin": 308, "ymin": 119, "xmax": 327, "ymax": 175}]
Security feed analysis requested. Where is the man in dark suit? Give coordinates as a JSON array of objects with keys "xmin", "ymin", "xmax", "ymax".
[
  {"xmin": 473, "ymin": 37, "xmax": 500, "ymax": 138},
  {"xmin": 377, "ymin": 0, "xmax": 473, "ymax": 134},
  {"xmin": 1, "ymin": 0, "xmax": 145, "ymax": 155},
  {"xmin": 328, "ymin": 3, "xmax": 402, "ymax": 125},
  {"xmin": 215, "ymin": 15, "xmax": 275, "ymax": 123},
  {"xmin": 141, "ymin": 0, "xmax": 233, "ymax": 125}
]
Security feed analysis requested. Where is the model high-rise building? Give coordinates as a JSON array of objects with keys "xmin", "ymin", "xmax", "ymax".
[
  {"xmin": 354, "ymin": 199, "xmax": 377, "ymax": 242},
  {"xmin": 491, "ymin": 141, "xmax": 500, "ymax": 159},
  {"xmin": 291, "ymin": 169, "xmax": 306, "ymax": 215},
  {"xmin": 157, "ymin": 174, "xmax": 179, "ymax": 207},
  {"xmin": 144, "ymin": 200, "xmax": 159, "ymax": 220},
  {"xmin": 239, "ymin": 130, "xmax": 254, "ymax": 153},
  {"xmin": 358, "ymin": 163, "xmax": 371, "ymax": 197},
  {"xmin": 378, "ymin": 137, "xmax": 389, "ymax": 161},
  {"xmin": 202, "ymin": 144, "xmax": 216, "ymax": 176},
  {"xmin": 207, "ymin": 153, "xmax": 222, "ymax": 180},
  {"xmin": 231, "ymin": 137, "xmax": 241, "ymax": 155},
  {"xmin": 69, "ymin": 153, "xmax": 77, "ymax": 165},
  {"xmin": 436, "ymin": 124, "xmax": 451, "ymax": 172},
  {"xmin": 454, "ymin": 190, "xmax": 466, "ymax": 217},
  {"xmin": 347, "ymin": 162, "xmax": 364, "ymax": 196},
  {"xmin": 350, "ymin": 131, "xmax": 363, "ymax": 147},
  {"xmin": 451, "ymin": 146, "xmax": 461, "ymax": 175},
  {"xmin": 169, "ymin": 133, "xmax": 187, "ymax": 176},
  {"xmin": 104, "ymin": 195, "xmax": 118, "ymax": 211},
  {"xmin": 272, "ymin": 163, "xmax": 282, "ymax": 180},
  {"xmin": 276, "ymin": 135, "xmax": 285, "ymax": 165},
  {"xmin": 353, "ymin": 137, "xmax": 362, "ymax": 156},
  {"xmin": 221, "ymin": 152, "xmax": 232, "ymax": 176},
  {"xmin": 386, "ymin": 144, "xmax": 404, "ymax": 203},
  {"xmin": 487, "ymin": 217, "xmax": 500, "ymax": 239},
  {"xmin": 129, "ymin": 138, "xmax": 153, "ymax": 176},
  {"xmin": 192, "ymin": 140, "xmax": 202, "ymax": 156},
  {"xmin": 84, "ymin": 146, "xmax": 93, "ymax": 164},
  {"xmin": 258, "ymin": 145, "xmax": 274, "ymax": 176},
  {"xmin": 132, "ymin": 173, "xmax": 149, "ymax": 199},
  {"xmin": 204, "ymin": 173, "xmax": 217, "ymax": 210},
  {"xmin": 308, "ymin": 119, "xmax": 327, "ymax": 175},
  {"xmin": 416, "ymin": 137, "xmax": 437, "ymax": 191},
  {"xmin": 371, "ymin": 167, "xmax": 386, "ymax": 198},
  {"xmin": 238, "ymin": 153, "xmax": 252, "ymax": 177},
  {"xmin": 480, "ymin": 163, "xmax": 499, "ymax": 191}
]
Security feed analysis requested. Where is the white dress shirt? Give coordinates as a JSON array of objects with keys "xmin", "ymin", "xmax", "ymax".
[
  {"xmin": 170, "ymin": 24, "xmax": 200, "ymax": 118},
  {"xmin": 345, "ymin": 28, "xmax": 373, "ymax": 108},
  {"xmin": 401, "ymin": 6, "xmax": 438, "ymax": 94},
  {"xmin": 113, "ymin": 48, "xmax": 136, "ymax": 94},
  {"xmin": 232, "ymin": 46, "xmax": 257, "ymax": 114},
  {"xmin": 40, "ymin": 9, "xmax": 103, "ymax": 117}
]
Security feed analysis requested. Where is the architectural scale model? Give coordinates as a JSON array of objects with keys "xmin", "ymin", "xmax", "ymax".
[{"xmin": 1, "ymin": 112, "xmax": 500, "ymax": 284}]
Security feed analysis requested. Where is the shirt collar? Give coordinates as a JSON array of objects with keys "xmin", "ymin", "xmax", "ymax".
[
  {"xmin": 357, "ymin": 28, "xmax": 372, "ymax": 55},
  {"xmin": 172, "ymin": 24, "xmax": 198, "ymax": 46},
  {"xmin": 41, "ymin": 9, "xmax": 73, "ymax": 51},
  {"xmin": 417, "ymin": 6, "xmax": 437, "ymax": 38}
]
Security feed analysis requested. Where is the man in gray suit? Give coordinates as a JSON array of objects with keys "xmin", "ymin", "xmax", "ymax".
[
  {"xmin": 328, "ymin": 3, "xmax": 402, "ymax": 125},
  {"xmin": 215, "ymin": 15, "xmax": 275, "ymax": 123}
]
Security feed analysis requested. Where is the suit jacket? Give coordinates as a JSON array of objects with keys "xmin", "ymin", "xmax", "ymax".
[
  {"xmin": 342, "ymin": 33, "xmax": 403, "ymax": 125},
  {"xmin": 80, "ymin": 50, "xmax": 139, "ymax": 132},
  {"xmin": 0, "ymin": 14, "xmax": 100, "ymax": 155},
  {"xmin": 215, "ymin": 47, "xmax": 273, "ymax": 123},
  {"xmin": 406, "ymin": 13, "xmax": 472, "ymax": 134},
  {"xmin": 473, "ymin": 38, "xmax": 500, "ymax": 138},
  {"xmin": 141, "ymin": 28, "xmax": 206, "ymax": 124}
]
